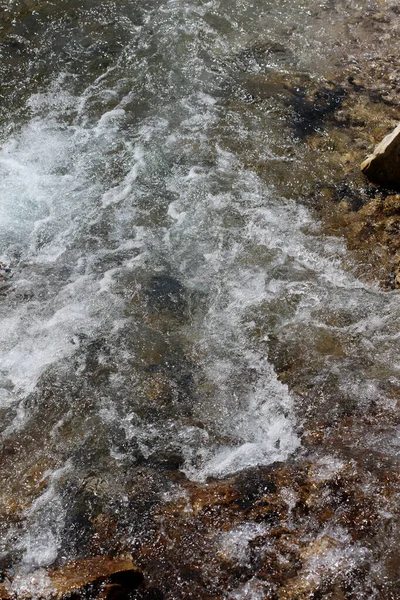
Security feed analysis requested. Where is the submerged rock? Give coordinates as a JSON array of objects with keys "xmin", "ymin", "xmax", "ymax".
[
  {"xmin": 361, "ymin": 123, "xmax": 400, "ymax": 188},
  {"xmin": 0, "ymin": 556, "xmax": 143, "ymax": 600},
  {"xmin": 0, "ymin": 262, "xmax": 11, "ymax": 292},
  {"xmin": 127, "ymin": 447, "xmax": 400, "ymax": 599}
]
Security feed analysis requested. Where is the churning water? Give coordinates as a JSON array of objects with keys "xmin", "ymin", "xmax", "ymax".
[{"xmin": 1, "ymin": 0, "xmax": 400, "ymax": 595}]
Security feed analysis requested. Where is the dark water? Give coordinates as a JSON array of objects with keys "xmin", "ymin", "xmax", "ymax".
[{"xmin": 1, "ymin": 0, "xmax": 400, "ymax": 597}]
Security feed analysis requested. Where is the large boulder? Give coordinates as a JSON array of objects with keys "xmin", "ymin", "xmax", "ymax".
[{"xmin": 361, "ymin": 123, "xmax": 400, "ymax": 188}]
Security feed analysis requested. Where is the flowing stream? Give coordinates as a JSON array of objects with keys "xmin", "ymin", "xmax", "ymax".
[{"xmin": 1, "ymin": 0, "xmax": 400, "ymax": 597}]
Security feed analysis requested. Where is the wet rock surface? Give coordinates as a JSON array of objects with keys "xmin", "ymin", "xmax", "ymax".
[
  {"xmin": 123, "ymin": 3, "xmax": 400, "ymax": 597},
  {"xmin": 217, "ymin": 0, "xmax": 400, "ymax": 288},
  {"xmin": 3, "ymin": 442, "xmax": 400, "ymax": 600},
  {"xmin": 2, "ymin": 0, "xmax": 400, "ymax": 598},
  {"xmin": 361, "ymin": 123, "xmax": 400, "ymax": 188},
  {"xmin": 0, "ymin": 262, "xmax": 12, "ymax": 293},
  {"xmin": 0, "ymin": 555, "xmax": 144, "ymax": 600},
  {"xmin": 129, "ymin": 449, "xmax": 400, "ymax": 599}
]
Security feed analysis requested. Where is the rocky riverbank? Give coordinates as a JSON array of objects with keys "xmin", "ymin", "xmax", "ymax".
[{"xmin": 220, "ymin": 0, "xmax": 400, "ymax": 289}]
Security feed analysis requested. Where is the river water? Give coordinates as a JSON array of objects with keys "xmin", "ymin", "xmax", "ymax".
[{"xmin": 1, "ymin": 0, "xmax": 400, "ymax": 597}]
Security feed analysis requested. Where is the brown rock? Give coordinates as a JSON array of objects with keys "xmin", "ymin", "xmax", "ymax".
[
  {"xmin": 383, "ymin": 194, "xmax": 400, "ymax": 215},
  {"xmin": 0, "ymin": 584, "xmax": 10, "ymax": 600},
  {"xmin": 96, "ymin": 583, "xmax": 128, "ymax": 600},
  {"xmin": 48, "ymin": 555, "xmax": 143, "ymax": 598},
  {"xmin": 0, "ymin": 556, "xmax": 143, "ymax": 600},
  {"xmin": 361, "ymin": 123, "xmax": 400, "ymax": 187}
]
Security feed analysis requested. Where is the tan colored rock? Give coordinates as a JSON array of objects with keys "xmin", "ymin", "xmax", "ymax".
[
  {"xmin": 383, "ymin": 194, "xmax": 400, "ymax": 216},
  {"xmin": 48, "ymin": 555, "xmax": 142, "ymax": 597},
  {"xmin": 0, "ymin": 555, "xmax": 143, "ymax": 600},
  {"xmin": 361, "ymin": 123, "xmax": 400, "ymax": 187},
  {"xmin": 0, "ymin": 584, "xmax": 10, "ymax": 599},
  {"xmin": 278, "ymin": 577, "xmax": 316, "ymax": 600}
]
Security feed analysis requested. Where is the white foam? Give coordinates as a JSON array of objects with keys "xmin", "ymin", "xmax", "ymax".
[
  {"xmin": 297, "ymin": 528, "xmax": 370, "ymax": 591},
  {"xmin": 219, "ymin": 523, "xmax": 268, "ymax": 565},
  {"xmin": 17, "ymin": 462, "xmax": 71, "ymax": 571},
  {"xmin": 5, "ymin": 570, "xmax": 53, "ymax": 600},
  {"xmin": 227, "ymin": 578, "xmax": 271, "ymax": 600},
  {"xmin": 0, "ymin": 110, "xmax": 129, "ymax": 396}
]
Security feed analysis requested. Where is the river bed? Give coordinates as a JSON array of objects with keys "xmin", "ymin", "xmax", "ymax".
[{"xmin": 1, "ymin": 0, "xmax": 400, "ymax": 598}]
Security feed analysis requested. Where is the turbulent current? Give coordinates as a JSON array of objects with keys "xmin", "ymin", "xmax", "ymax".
[{"xmin": 1, "ymin": 0, "xmax": 400, "ymax": 598}]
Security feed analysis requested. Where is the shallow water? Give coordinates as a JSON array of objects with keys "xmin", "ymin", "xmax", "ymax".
[{"xmin": 1, "ymin": 0, "xmax": 400, "ymax": 596}]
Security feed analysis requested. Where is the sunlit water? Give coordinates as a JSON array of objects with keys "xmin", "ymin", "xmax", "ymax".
[{"xmin": 1, "ymin": 0, "xmax": 399, "ymax": 593}]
